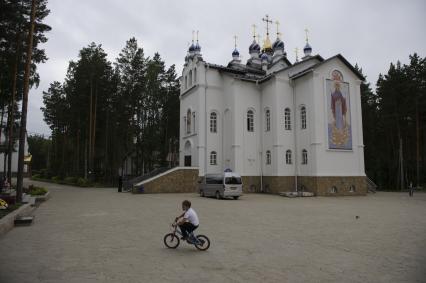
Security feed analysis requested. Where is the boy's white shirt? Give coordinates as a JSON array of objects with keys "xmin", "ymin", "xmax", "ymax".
[{"xmin": 184, "ymin": 208, "xmax": 199, "ymax": 226}]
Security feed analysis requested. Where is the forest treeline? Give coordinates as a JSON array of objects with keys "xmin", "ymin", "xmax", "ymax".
[
  {"xmin": 0, "ymin": 0, "xmax": 50, "ymax": 185},
  {"xmin": 360, "ymin": 53, "xmax": 425, "ymax": 189},
  {"xmin": 39, "ymin": 39, "xmax": 180, "ymax": 184}
]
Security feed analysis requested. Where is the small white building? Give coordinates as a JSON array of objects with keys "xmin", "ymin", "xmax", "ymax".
[
  {"xmin": 179, "ymin": 24, "xmax": 366, "ymax": 196},
  {"xmin": 0, "ymin": 126, "xmax": 30, "ymax": 176}
]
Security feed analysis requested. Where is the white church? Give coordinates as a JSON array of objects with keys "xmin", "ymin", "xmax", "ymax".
[{"xmin": 179, "ymin": 17, "xmax": 367, "ymax": 196}]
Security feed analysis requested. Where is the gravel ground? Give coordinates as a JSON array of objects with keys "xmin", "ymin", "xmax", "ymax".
[{"xmin": 0, "ymin": 179, "xmax": 425, "ymax": 283}]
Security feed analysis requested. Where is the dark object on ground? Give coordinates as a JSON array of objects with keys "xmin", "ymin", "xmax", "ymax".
[
  {"xmin": 356, "ymin": 216, "xmax": 359, "ymax": 219},
  {"xmin": 118, "ymin": 176, "xmax": 123, "ymax": 192},
  {"xmin": 14, "ymin": 216, "xmax": 34, "ymax": 226}
]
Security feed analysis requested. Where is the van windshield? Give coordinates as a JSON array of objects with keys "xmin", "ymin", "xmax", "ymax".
[{"xmin": 225, "ymin": 177, "xmax": 242, "ymax": 185}]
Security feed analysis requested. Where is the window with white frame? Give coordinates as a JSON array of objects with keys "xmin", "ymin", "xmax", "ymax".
[
  {"xmin": 286, "ymin": 150, "xmax": 292, "ymax": 164},
  {"xmin": 266, "ymin": 150, "xmax": 271, "ymax": 165},
  {"xmin": 186, "ymin": 109, "xmax": 191, "ymax": 134},
  {"xmin": 284, "ymin": 108, "xmax": 291, "ymax": 130},
  {"xmin": 302, "ymin": 149, "xmax": 308, "ymax": 164},
  {"xmin": 265, "ymin": 109, "xmax": 270, "ymax": 132},
  {"xmin": 210, "ymin": 112, "xmax": 217, "ymax": 133},
  {"xmin": 247, "ymin": 110, "xmax": 254, "ymax": 132},
  {"xmin": 189, "ymin": 70, "xmax": 192, "ymax": 87},
  {"xmin": 301, "ymin": 106, "xmax": 307, "ymax": 129},
  {"xmin": 210, "ymin": 151, "xmax": 217, "ymax": 165}
]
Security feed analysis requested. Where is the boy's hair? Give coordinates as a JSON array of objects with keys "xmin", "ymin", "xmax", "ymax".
[{"xmin": 182, "ymin": 200, "xmax": 191, "ymax": 208}]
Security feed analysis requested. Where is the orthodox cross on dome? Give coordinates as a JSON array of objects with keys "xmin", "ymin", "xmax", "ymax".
[
  {"xmin": 304, "ymin": 28, "xmax": 309, "ymax": 43},
  {"xmin": 294, "ymin": 47, "xmax": 299, "ymax": 62},
  {"xmin": 252, "ymin": 24, "xmax": 257, "ymax": 40},
  {"xmin": 275, "ymin": 20, "xmax": 281, "ymax": 38},
  {"xmin": 192, "ymin": 30, "xmax": 195, "ymax": 43},
  {"xmin": 262, "ymin": 14, "xmax": 273, "ymax": 36},
  {"xmin": 233, "ymin": 35, "xmax": 238, "ymax": 49},
  {"xmin": 196, "ymin": 30, "xmax": 199, "ymax": 43}
]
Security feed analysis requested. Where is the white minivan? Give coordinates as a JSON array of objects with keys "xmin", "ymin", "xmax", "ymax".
[{"xmin": 198, "ymin": 172, "xmax": 243, "ymax": 200}]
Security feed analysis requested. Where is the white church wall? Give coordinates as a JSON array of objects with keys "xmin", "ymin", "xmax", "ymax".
[
  {"xmin": 294, "ymin": 74, "xmax": 314, "ymax": 177},
  {"xmin": 260, "ymin": 79, "xmax": 276, "ymax": 176},
  {"xmin": 275, "ymin": 75, "xmax": 296, "ymax": 176},
  {"xmin": 312, "ymin": 58, "xmax": 365, "ymax": 176},
  {"xmin": 179, "ymin": 84, "xmax": 200, "ymax": 168},
  {"xmin": 229, "ymin": 79, "xmax": 261, "ymax": 177},
  {"xmin": 205, "ymin": 69, "xmax": 226, "ymax": 174}
]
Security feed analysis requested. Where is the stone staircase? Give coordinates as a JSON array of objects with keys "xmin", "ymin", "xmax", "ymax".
[
  {"xmin": 132, "ymin": 167, "xmax": 199, "ymax": 194},
  {"xmin": 366, "ymin": 177, "xmax": 377, "ymax": 193}
]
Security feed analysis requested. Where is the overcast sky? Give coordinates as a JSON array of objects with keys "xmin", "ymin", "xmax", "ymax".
[{"xmin": 27, "ymin": 0, "xmax": 426, "ymax": 136}]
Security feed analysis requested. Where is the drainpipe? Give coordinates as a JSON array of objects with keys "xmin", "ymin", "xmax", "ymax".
[
  {"xmin": 257, "ymin": 79, "xmax": 264, "ymax": 193},
  {"xmin": 204, "ymin": 64, "xmax": 208, "ymax": 177},
  {"xmin": 292, "ymin": 79, "xmax": 298, "ymax": 193}
]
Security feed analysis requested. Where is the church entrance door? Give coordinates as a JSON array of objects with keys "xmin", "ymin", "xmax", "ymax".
[
  {"xmin": 184, "ymin": 156, "xmax": 191, "ymax": 167},
  {"xmin": 184, "ymin": 140, "xmax": 192, "ymax": 167}
]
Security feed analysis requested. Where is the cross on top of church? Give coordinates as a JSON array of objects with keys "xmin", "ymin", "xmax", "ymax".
[
  {"xmin": 252, "ymin": 24, "xmax": 257, "ymax": 40},
  {"xmin": 305, "ymin": 28, "xmax": 309, "ymax": 43},
  {"xmin": 262, "ymin": 14, "xmax": 273, "ymax": 35},
  {"xmin": 192, "ymin": 30, "xmax": 195, "ymax": 43},
  {"xmin": 233, "ymin": 35, "xmax": 238, "ymax": 48},
  {"xmin": 275, "ymin": 20, "xmax": 281, "ymax": 38},
  {"xmin": 196, "ymin": 30, "xmax": 199, "ymax": 43},
  {"xmin": 294, "ymin": 47, "xmax": 299, "ymax": 62}
]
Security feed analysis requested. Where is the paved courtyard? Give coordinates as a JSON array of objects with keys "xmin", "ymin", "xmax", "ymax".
[{"xmin": 0, "ymin": 180, "xmax": 425, "ymax": 283}]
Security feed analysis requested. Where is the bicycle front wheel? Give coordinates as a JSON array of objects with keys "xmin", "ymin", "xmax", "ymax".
[
  {"xmin": 194, "ymin": 235, "xmax": 210, "ymax": 251},
  {"xmin": 164, "ymin": 233, "xmax": 180, "ymax": 249}
]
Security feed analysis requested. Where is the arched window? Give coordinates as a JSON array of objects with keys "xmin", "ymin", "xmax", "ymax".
[
  {"xmin": 302, "ymin": 149, "xmax": 308, "ymax": 164},
  {"xmin": 210, "ymin": 151, "xmax": 217, "ymax": 165},
  {"xmin": 265, "ymin": 109, "xmax": 270, "ymax": 132},
  {"xmin": 210, "ymin": 112, "xmax": 217, "ymax": 133},
  {"xmin": 189, "ymin": 70, "xmax": 193, "ymax": 87},
  {"xmin": 247, "ymin": 110, "xmax": 254, "ymax": 132},
  {"xmin": 192, "ymin": 112, "xmax": 196, "ymax": 133},
  {"xmin": 301, "ymin": 106, "xmax": 307, "ymax": 129},
  {"xmin": 284, "ymin": 108, "xmax": 291, "ymax": 130},
  {"xmin": 186, "ymin": 109, "xmax": 191, "ymax": 134},
  {"xmin": 194, "ymin": 68, "xmax": 197, "ymax": 83},
  {"xmin": 330, "ymin": 186, "xmax": 337, "ymax": 193},
  {"xmin": 184, "ymin": 76, "xmax": 187, "ymax": 89},
  {"xmin": 349, "ymin": 185, "xmax": 356, "ymax": 193},
  {"xmin": 286, "ymin": 150, "xmax": 292, "ymax": 164},
  {"xmin": 266, "ymin": 150, "xmax": 271, "ymax": 165}
]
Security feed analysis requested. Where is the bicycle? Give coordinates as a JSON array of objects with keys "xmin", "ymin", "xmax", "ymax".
[{"xmin": 163, "ymin": 221, "xmax": 210, "ymax": 251}]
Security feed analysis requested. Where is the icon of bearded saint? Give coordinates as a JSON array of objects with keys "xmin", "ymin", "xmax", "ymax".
[{"xmin": 330, "ymin": 71, "xmax": 349, "ymax": 147}]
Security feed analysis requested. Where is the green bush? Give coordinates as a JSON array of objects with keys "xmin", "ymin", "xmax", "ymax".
[
  {"xmin": 32, "ymin": 174, "xmax": 41, "ymax": 179},
  {"xmin": 64, "ymin": 176, "xmax": 78, "ymax": 184},
  {"xmin": 77, "ymin": 178, "xmax": 91, "ymax": 187},
  {"xmin": 27, "ymin": 185, "xmax": 48, "ymax": 196},
  {"xmin": 52, "ymin": 176, "xmax": 61, "ymax": 182}
]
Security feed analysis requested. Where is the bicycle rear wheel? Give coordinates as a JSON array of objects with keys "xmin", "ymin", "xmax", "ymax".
[
  {"xmin": 164, "ymin": 233, "xmax": 180, "ymax": 248},
  {"xmin": 194, "ymin": 235, "xmax": 210, "ymax": 251}
]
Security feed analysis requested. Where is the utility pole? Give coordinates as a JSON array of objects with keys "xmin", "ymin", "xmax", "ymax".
[{"xmin": 16, "ymin": 0, "xmax": 36, "ymax": 203}]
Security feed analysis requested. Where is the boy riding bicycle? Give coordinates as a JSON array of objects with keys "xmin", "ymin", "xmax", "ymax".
[{"xmin": 175, "ymin": 200, "xmax": 199, "ymax": 241}]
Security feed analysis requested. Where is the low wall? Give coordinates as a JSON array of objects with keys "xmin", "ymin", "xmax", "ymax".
[
  {"xmin": 133, "ymin": 168, "xmax": 199, "ymax": 194},
  {"xmin": 298, "ymin": 176, "xmax": 367, "ymax": 196},
  {"xmin": 0, "ymin": 203, "xmax": 35, "ymax": 237}
]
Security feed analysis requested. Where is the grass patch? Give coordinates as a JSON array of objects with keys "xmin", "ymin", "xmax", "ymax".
[{"xmin": 0, "ymin": 203, "xmax": 23, "ymax": 219}]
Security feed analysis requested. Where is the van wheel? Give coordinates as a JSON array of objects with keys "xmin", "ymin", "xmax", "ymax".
[
  {"xmin": 215, "ymin": 191, "xmax": 221, "ymax": 200},
  {"xmin": 233, "ymin": 196, "xmax": 239, "ymax": 200}
]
